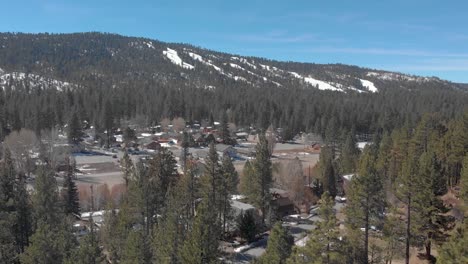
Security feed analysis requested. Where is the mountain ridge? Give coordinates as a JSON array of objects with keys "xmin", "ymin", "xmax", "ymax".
[{"xmin": 0, "ymin": 32, "xmax": 465, "ymax": 94}]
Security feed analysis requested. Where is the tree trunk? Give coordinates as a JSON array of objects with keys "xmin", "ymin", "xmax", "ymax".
[
  {"xmin": 364, "ymin": 197, "xmax": 370, "ymax": 264},
  {"xmin": 405, "ymin": 196, "xmax": 411, "ymax": 264},
  {"xmin": 425, "ymin": 233, "xmax": 431, "ymax": 259}
]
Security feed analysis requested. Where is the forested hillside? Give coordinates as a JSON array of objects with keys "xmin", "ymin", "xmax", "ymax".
[{"xmin": 0, "ymin": 32, "xmax": 467, "ymax": 141}]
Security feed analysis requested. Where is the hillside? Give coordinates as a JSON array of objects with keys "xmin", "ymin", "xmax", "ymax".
[
  {"xmin": 0, "ymin": 32, "xmax": 467, "ymax": 139},
  {"xmin": 0, "ymin": 32, "xmax": 465, "ymax": 93}
]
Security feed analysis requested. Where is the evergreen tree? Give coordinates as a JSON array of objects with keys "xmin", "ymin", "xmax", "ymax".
[
  {"xmin": 153, "ymin": 189, "xmax": 184, "ymax": 264},
  {"xmin": 67, "ymin": 112, "xmax": 83, "ymax": 145},
  {"xmin": 21, "ymin": 220, "xmax": 76, "ymax": 264},
  {"xmin": 180, "ymin": 200, "xmax": 220, "ymax": 264},
  {"xmin": 68, "ymin": 218, "xmax": 104, "ymax": 264},
  {"xmin": 339, "ymin": 132, "xmax": 359, "ymax": 174},
  {"xmin": 121, "ymin": 230, "xmax": 150, "ymax": 264},
  {"xmin": 257, "ymin": 223, "xmax": 293, "ymax": 264},
  {"xmin": 319, "ymin": 146, "xmax": 337, "ymax": 198},
  {"xmin": 220, "ymin": 154, "xmax": 239, "ymax": 236},
  {"xmin": 123, "ymin": 126, "xmax": 136, "ymax": 145},
  {"xmin": 200, "ymin": 142, "xmax": 222, "ymax": 216},
  {"xmin": 61, "ymin": 157, "xmax": 80, "ymax": 216},
  {"xmin": 238, "ymin": 210, "xmax": 257, "ymax": 243},
  {"xmin": 20, "ymin": 222, "xmax": 61, "ymax": 264},
  {"xmin": 460, "ymin": 155, "xmax": 468, "ymax": 203},
  {"xmin": 240, "ymin": 160, "xmax": 255, "ymax": 197},
  {"xmin": 32, "ymin": 166, "xmax": 60, "ymax": 226},
  {"xmin": 299, "ymin": 192, "xmax": 342, "ymax": 264},
  {"xmin": 220, "ymin": 110, "xmax": 233, "ymax": 145},
  {"xmin": 144, "ymin": 148, "xmax": 178, "ymax": 231},
  {"xmin": 252, "ymin": 133, "xmax": 273, "ymax": 225},
  {"xmin": 382, "ymin": 206, "xmax": 403, "ymax": 264},
  {"xmin": 180, "ymin": 131, "xmax": 190, "ymax": 172},
  {"xmin": 120, "ymin": 150, "xmax": 134, "ymax": 188},
  {"xmin": 0, "ymin": 149, "xmax": 17, "ymax": 264},
  {"xmin": 345, "ymin": 146, "xmax": 384, "ymax": 264},
  {"xmin": 437, "ymin": 222, "xmax": 468, "ymax": 264},
  {"xmin": 412, "ymin": 152, "xmax": 446, "ymax": 260},
  {"xmin": 103, "ymin": 99, "xmax": 114, "ymax": 148},
  {"xmin": 177, "ymin": 160, "xmax": 198, "ymax": 224},
  {"xmin": 105, "ymin": 199, "xmax": 133, "ymax": 262},
  {"xmin": 13, "ymin": 173, "xmax": 32, "ymax": 254}
]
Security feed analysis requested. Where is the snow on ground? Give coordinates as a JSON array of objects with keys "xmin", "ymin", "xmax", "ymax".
[
  {"xmin": 231, "ymin": 57, "xmax": 257, "ymax": 69},
  {"xmin": 259, "ymin": 64, "xmax": 271, "ymax": 71},
  {"xmin": 204, "ymin": 85, "xmax": 216, "ymax": 90},
  {"xmin": 144, "ymin": 41, "xmax": 155, "ymax": 49},
  {"xmin": 360, "ymin": 79, "xmax": 378, "ymax": 92},
  {"xmin": 162, "ymin": 48, "xmax": 194, "ymax": 70},
  {"xmin": 234, "ymin": 76, "xmax": 247, "ymax": 82},
  {"xmin": 229, "ymin": 63, "xmax": 245, "ymax": 70},
  {"xmin": 185, "ymin": 51, "xmax": 231, "ymax": 77},
  {"xmin": 357, "ymin": 142, "xmax": 371, "ymax": 150},
  {"xmin": 289, "ymin": 72, "xmax": 343, "ymax": 91},
  {"xmin": 289, "ymin": 71, "xmax": 302, "ymax": 79},
  {"xmin": 366, "ymin": 71, "xmax": 433, "ymax": 83},
  {"xmin": 0, "ymin": 71, "xmax": 74, "ymax": 91},
  {"xmin": 348, "ymin": 87, "xmax": 366, "ymax": 93},
  {"xmin": 188, "ymin": 52, "xmax": 203, "ymax": 62}
]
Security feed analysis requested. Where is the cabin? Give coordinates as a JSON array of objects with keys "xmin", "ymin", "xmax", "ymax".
[
  {"xmin": 270, "ymin": 188, "xmax": 296, "ymax": 217},
  {"xmin": 216, "ymin": 144, "xmax": 237, "ymax": 158},
  {"xmin": 146, "ymin": 141, "xmax": 161, "ymax": 151}
]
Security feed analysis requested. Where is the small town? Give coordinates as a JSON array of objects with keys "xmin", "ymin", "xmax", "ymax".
[{"xmin": 0, "ymin": 1, "xmax": 467, "ymax": 264}]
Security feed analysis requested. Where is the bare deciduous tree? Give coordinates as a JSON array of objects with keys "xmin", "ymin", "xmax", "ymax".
[
  {"xmin": 40, "ymin": 128, "xmax": 70, "ymax": 169},
  {"xmin": 172, "ymin": 117, "xmax": 186, "ymax": 132},
  {"xmin": 266, "ymin": 125, "xmax": 276, "ymax": 157},
  {"xmin": 3, "ymin": 129, "xmax": 39, "ymax": 176},
  {"xmin": 274, "ymin": 157, "xmax": 306, "ymax": 211},
  {"xmin": 160, "ymin": 118, "xmax": 171, "ymax": 131},
  {"xmin": 228, "ymin": 122, "xmax": 237, "ymax": 135}
]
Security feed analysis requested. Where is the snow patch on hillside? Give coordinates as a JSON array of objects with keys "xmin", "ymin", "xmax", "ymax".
[
  {"xmin": 188, "ymin": 52, "xmax": 203, "ymax": 62},
  {"xmin": 304, "ymin": 77, "xmax": 342, "ymax": 91},
  {"xmin": 186, "ymin": 51, "xmax": 233, "ymax": 77},
  {"xmin": 229, "ymin": 63, "xmax": 245, "ymax": 70},
  {"xmin": 231, "ymin": 57, "xmax": 257, "ymax": 69},
  {"xmin": 348, "ymin": 87, "xmax": 366, "ymax": 93},
  {"xmin": 259, "ymin": 64, "xmax": 270, "ymax": 71},
  {"xmin": 289, "ymin": 72, "xmax": 343, "ymax": 91},
  {"xmin": 366, "ymin": 71, "xmax": 434, "ymax": 83},
  {"xmin": 360, "ymin": 79, "xmax": 378, "ymax": 92},
  {"xmin": 234, "ymin": 76, "xmax": 247, "ymax": 81},
  {"xmin": 163, "ymin": 48, "xmax": 194, "ymax": 70},
  {"xmin": 0, "ymin": 71, "xmax": 75, "ymax": 91},
  {"xmin": 290, "ymin": 72, "xmax": 302, "ymax": 79},
  {"xmin": 144, "ymin": 41, "xmax": 155, "ymax": 49}
]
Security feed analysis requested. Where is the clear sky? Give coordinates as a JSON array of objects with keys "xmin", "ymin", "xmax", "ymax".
[{"xmin": 1, "ymin": 0, "xmax": 468, "ymax": 83}]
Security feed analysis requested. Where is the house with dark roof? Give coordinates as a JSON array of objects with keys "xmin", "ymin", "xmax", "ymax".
[
  {"xmin": 216, "ymin": 144, "xmax": 237, "ymax": 158},
  {"xmin": 270, "ymin": 188, "xmax": 296, "ymax": 218}
]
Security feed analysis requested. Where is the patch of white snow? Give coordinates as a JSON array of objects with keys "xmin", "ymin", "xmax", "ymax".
[
  {"xmin": 360, "ymin": 79, "xmax": 378, "ymax": 92},
  {"xmin": 162, "ymin": 48, "xmax": 194, "ymax": 70}
]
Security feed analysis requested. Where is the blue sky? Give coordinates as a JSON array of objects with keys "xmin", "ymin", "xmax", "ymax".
[{"xmin": 1, "ymin": 0, "xmax": 468, "ymax": 82}]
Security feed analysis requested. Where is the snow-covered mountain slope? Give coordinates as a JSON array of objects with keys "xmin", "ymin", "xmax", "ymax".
[{"xmin": 0, "ymin": 32, "xmax": 464, "ymax": 94}]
